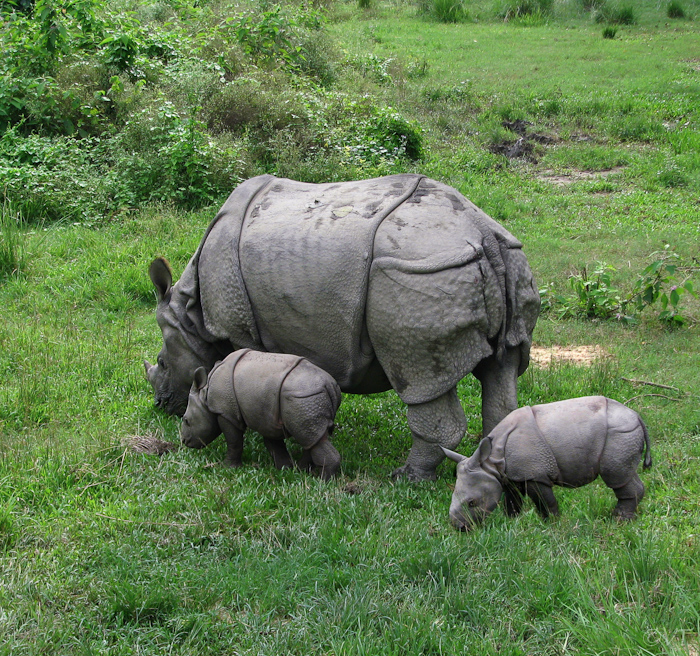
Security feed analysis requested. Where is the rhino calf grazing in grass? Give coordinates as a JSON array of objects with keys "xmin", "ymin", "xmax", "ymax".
[
  {"xmin": 442, "ymin": 396, "xmax": 652, "ymax": 530},
  {"xmin": 180, "ymin": 349, "xmax": 342, "ymax": 479}
]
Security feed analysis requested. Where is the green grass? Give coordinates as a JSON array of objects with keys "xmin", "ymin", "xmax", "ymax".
[{"xmin": 2, "ymin": 0, "xmax": 700, "ymax": 653}]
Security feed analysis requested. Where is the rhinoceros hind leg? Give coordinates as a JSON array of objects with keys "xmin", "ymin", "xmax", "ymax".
[
  {"xmin": 392, "ymin": 388, "xmax": 467, "ymax": 482},
  {"xmin": 611, "ymin": 474, "xmax": 644, "ymax": 520},
  {"xmin": 473, "ymin": 346, "xmax": 521, "ymax": 436},
  {"xmin": 305, "ymin": 434, "xmax": 341, "ymax": 480},
  {"xmin": 525, "ymin": 481, "xmax": 559, "ymax": 518},
  {"xmin": 263, "ymin": 437, "xmax": 295, "ymax": 470}
]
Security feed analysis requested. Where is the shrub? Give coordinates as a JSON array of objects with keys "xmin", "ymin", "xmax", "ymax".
[
  {"xmin": 667, "ymin": 1, "xmax": 685, "ymax": 18},
  {"xmin": 358, "ymin": 0, "xmax": 371, "ymax": 8},
  {"xmin": 602, "ymin": 26, "xmax": 617, "ymax": 38}
]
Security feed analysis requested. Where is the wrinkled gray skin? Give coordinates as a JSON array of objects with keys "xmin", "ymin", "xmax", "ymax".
[
  {"xmin": 145, "ymin": 174, "xmax": 540, "ymax": 481},
  {"xmin": 181, "ymin": 349, "xmax": 342, "ymax": 479},
  {"xmin": 443, "ymin": 396, "xmax": 652, "ymax": 530}
]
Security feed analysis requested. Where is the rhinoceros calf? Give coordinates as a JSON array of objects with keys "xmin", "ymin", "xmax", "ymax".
[
  {"xmin": 180, "ymin": 349, "xmax": 342, "ymax": 479},
  {"xmin": 442, "ymin": 396, "xmax": 652, "ymax": 530}
]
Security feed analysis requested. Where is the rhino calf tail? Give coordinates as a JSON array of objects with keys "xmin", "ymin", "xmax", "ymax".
[{"xmin": 640, "ymin": 416, "xmax": 652, "ymax": 470}]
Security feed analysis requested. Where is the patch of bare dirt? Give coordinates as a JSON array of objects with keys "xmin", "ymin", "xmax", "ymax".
[
  {"xmin": 125, "ymin": 433, "xmax": 179, "ymax": 455},
  {"xmin": 488, "ymin": 119, "xmax": 555, "ymax": 162},
  {"xmin": 530, "ymin": 345, "xmax": 610, "ymax": 368},
  {"xmin": 537, "ymin": 167, "xmax": 625, "ymax": 186}
]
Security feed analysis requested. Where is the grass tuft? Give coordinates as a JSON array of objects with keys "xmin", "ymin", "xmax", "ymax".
[{"xmin": 667, "ymin": 0, "xmax": 685, "ymax": 18}]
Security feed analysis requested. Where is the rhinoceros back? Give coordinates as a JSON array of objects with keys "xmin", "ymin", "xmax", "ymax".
[{"xmin": 238, "ymin": 175, "xmax": 422, "ymax": 389}]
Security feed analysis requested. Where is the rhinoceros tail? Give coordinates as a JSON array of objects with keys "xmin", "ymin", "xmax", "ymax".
[{"xmin": 640, "ymin": 416, "xmax": 652, "ymax": 470}]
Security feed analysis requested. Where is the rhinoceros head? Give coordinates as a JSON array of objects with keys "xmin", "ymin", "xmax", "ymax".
[
  {"xmin": 180, "ymin": 366, "xmax": 221, "ymax": 449},
  {"xmin": 145, "ymin": 258, "xmax": 222, "ymax": 416},
  {"xmin": 442, "ymin": 439, "xmax": 503, "ymax": 531}
]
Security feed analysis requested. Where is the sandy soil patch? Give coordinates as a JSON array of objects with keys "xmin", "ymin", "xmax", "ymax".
[{"xmin": 529, "ymin": 345, "xmax": 609, "ymax": 367}]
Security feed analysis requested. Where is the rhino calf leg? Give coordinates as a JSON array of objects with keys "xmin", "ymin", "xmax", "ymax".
[
  {"xmin": 503, "ymin": 482, "xmax": 525, "ymax": 517},
  {"xmin": 219, "ymin": 417, "xmax": 245, "ymax": 468},
  {"xmin": 611, "ymin": 474, "xmax": 645, "ymax": 520},
  {"xmin": 263, "ymin": 437, "xmax": 295, "ymax": 470},
  {"xmin": 474, "ymin": 346, "xmax": 520, "ymax": 436},
  {"xmin": 525, "ymin": 481, "xmax": 559, "ymax": 519},
  {"xmin": 393, "ymin": 388, "xmax": 467, "ymax": 482},
  {"xmin": 304, "ymin": 434, "xmax": 341, "ymax": 480}
]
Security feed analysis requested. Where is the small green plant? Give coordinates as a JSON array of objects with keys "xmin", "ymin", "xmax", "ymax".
[
  {"xmin": 626, "ymin": 253, "xmax": 697, "ymax": 327},
  {"xmin": 540, "ymin": 254, "xmax": 697, "ymax": 327},
  {"xmin": 667, "ymin": 0, "xmax": 685, "ymax": 18},
  {"xmin": 358, "ymin": 0, "xmax": 371, "ymax": 8},
  {"xmin": 602, "ymin": 26, "xmax": 617, "ymax": 38}
]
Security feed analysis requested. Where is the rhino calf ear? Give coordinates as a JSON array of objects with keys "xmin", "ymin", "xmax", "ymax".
[
  {"xmin": 149, "ymin": 257, "xmax": 173, "ymax": 301},
  {"xmin": 441, "ymin": 446, "xmax": 467, "ymax": 463},
  {"xmin": 476, "ymin": 437, "xmax": 492, "ymax": 463},
  {"xmin": 193, "ymin": 367, "xmax": 208, "ymax": 391}
]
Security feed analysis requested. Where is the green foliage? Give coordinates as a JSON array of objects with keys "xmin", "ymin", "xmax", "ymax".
[
  {"xmin": 229, "ymin": 6, "xmax": 308, "ymax": 70},
  {"xmin": 667, "ymin": 0, "xmax": 685, "ymax": 18},
  {"xmin": 602, "ymin": 25, "xmax": 617, "ymax": 38},
  {"xmin": 540, "ymin": 254, "xmax": 698, "ymax": 327},
  {"xmin": 358, "ymin": 0, "xmax": 371, "ymax": 8}
]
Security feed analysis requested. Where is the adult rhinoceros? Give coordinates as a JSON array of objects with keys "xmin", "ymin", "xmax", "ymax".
[{"xmin": 145, "ymin": 174, "xmax": 540, "ymax": 480}]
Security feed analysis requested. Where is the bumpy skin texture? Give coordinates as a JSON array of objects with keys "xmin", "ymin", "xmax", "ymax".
[
  {"xmin": 146, "ymin": 174, "xmax": 540, "ymax": 480},
  {"xmin": 444, "ymin": 396, "xmax": 652, "ymax": 530},
  {"xmin": 181, "ymin": 349, "xmax": 342, "ymax": 479}
]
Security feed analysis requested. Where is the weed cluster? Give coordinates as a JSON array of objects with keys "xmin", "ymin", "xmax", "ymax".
[{"xmin": 540, "ymin": 253, "xmax": 698, "ymax": 327}]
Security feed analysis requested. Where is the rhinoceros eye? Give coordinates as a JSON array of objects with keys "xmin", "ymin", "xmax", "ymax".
[
  {"xmin": 467, "ymin": 500, "xmax": 477, "ymax": 507},
  {"xmin": 157, "ymin": 356, "xmax": 166, "ymax": 369}
]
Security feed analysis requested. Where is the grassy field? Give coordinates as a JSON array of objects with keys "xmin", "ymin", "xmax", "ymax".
[{"xmin": 1, "ymin": 0, "xmax": 700, "ymax": 653}]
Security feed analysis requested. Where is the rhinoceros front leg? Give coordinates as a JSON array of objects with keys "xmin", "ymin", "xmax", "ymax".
[
  {"xmin": 392, "ymin": 388, "xmax": 467, "ymax": 482},
  {"xmin": 473, "ymin": 345, "xmax": 521, "ymax": 436},
  {"xmin": 218, "ymin": 417, "xmax": 246, "ymax": 468}
]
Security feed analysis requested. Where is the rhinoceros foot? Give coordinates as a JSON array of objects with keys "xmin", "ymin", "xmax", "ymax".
[{"xmin": 391, "ymin": 464, "xmax": 438, "ymax": 482}]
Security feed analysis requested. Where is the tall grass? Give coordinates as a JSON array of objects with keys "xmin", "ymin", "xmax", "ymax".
[{"xmin": 0, "ymin": 201, "xmax": 25, "ymax": 280}]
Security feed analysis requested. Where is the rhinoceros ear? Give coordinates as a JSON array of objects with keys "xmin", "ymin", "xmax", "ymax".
[
  {"xmin": 441, "ymin": 446, "xmax": 467, "ymax": 463},
  {"xmin": 475, "ymin": 437, "xmax": 492, "ymax": 464},
  {"xmin": 149, "ymin": 257, "xmax": 172, "ymax": 302},
  {"xmin": 193, "ymin": 366, "xmax": 208, "ymax": 391}
]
